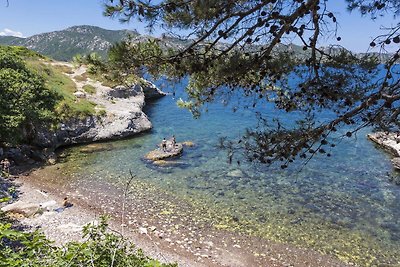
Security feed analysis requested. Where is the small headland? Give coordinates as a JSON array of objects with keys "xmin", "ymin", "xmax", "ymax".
[{"xmin": 368, "ymin": 132, "xmax": 400, "ymax": 171}]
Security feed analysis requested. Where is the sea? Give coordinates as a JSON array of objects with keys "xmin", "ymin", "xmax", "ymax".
[{"xmin": 55, "ymin": 78, "xmax": 400, "ymax": 266}]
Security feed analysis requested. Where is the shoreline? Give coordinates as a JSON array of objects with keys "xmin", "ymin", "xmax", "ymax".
[{"xmin": 5, "ymin": 164, "xmax": 349, "ymax": 267}]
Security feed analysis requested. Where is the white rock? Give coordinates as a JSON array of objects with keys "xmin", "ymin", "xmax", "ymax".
[
  {"xmin": 40, "ymin": 200, "xmax": 57, "ymax": 209},
  {"xmin": 1, "ymin": 202, "xmax": 40, "ymax": 217},
  {"xmin": 138, "ymin": 227, "xmax": 148, "ymax": 235},
  {"xmin": 73, "ymin": 91, "xmax": 86, "ymax": 98}
]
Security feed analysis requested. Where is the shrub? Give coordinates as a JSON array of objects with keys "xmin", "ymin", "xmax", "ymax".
[
  {"xmin": 0, "ymin": 215, "xmax": 177, "ymax": 267},
  {"xmin": 82, "ymin": 84, "xmax": 96, "ymax": 94}
]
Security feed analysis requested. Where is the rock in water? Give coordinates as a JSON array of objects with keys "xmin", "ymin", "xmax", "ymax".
[
  {"xmin": 392, "ymin": 158, "xmax": 400, "ymax": 170},
  {"xmin": 368, "ymin": 132, "xmax": 400, "ymax": 170},
  {"xmin": 367, "ymin": 132, "xmax": 400, "ymax": 156},
  {"xmin": 145, "ymin": 143, "xmax": 183, "ymax": 161}
]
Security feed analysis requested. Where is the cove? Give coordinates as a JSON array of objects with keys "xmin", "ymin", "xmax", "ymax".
[{"xmin": 52, "ymin": 80, "xmax": 400, "ymax": 266}]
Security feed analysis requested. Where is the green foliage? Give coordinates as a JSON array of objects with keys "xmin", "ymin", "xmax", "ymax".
[
  {"xmin": 0, "ymin": 216, "xmax": 177, "ymax": 267},
  {"xmin": 82, "ymin": 84, "xmax": 96, "ymax": 94},
  {"xmin": 26, "ymin": 60, "xmax": 96, "ymax": 120},
  {"xmin": 75, "ymin": 47, "xmax": 142, "ymax": 88},
  {"xmin": 0, "ymin": 45, "xmax": 46, "ymax": 60},
  {"xmin": 0, "ymin": 46, "xmax": 59, "ymax": 144}
]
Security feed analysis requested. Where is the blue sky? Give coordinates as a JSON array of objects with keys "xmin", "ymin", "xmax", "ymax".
[{"xmin": 0, "ymin": 0, "xmax": 397, "ymax": 53}]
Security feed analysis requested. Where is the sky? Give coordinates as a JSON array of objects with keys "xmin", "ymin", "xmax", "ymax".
[{"xmin": 0, "ymin": 0, "xmax": 398, "ymax": 53}]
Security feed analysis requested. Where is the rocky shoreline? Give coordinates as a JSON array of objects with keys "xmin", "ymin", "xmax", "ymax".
[
  {"xmin": 367, "ymin": 132, "xmax": 400, "ymax": 170},
  {"xmin": 0, "ymin": 62, "xmax": 166, "ymax": 167},
  {"xmin": 0, "ymin": 168, "xmax": 349, "ymax": 267}
]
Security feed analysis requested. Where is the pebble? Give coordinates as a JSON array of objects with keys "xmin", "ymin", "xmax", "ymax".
[
  {"xmin": 233, "ymin": 244, "xmax": 241, "ymax": 248},
  {"xmin": 204, "ymin": 241, "xmax": 214, "ymax": 248},
  {"xmin": 138, "ymin": 227, "xmax": 148, "ymax": 235}
]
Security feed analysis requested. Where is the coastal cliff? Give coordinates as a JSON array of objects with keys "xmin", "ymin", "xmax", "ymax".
[
  {"xmin": 1, "ymin": 62, "xmax": 165, "ymax": 164},
  {"xmin": 33, "ymin": 63, "xmax": 166, "ymax": 149}
]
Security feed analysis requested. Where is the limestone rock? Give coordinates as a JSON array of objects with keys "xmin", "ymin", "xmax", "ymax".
[
  {"xmin": 73, "ymin": 91, "xmax": 86, "ymax": 98},
  {"xmin": 145, "ymin": 143, "xmax": 183, "ymax": 161},
  {"xmin": 182, "ymin": 141, "xmax": 195, "ymax": 147},
  {"xmin": 368, "ymin": 132, "xmax": 400, "ymax": 156},
  {"xmin": 392, "ymin": 158, "xmax": 400, "ymax": 170},
  {"xmin": 1, "ymin": 202, "xmax": 41, "ymax": 217},
  {"xmin": 31, "ymin": 63, "xmax": 165, "ymax": 150},
  {"xmin": 140, "ymin": 80, "xmax": 167, "ymax": 100},
  {"xmin": 138, "ymin": 227, "xmax": 148, "ymax": 235}
]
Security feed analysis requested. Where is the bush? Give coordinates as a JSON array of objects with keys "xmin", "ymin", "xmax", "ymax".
[
  {"xmin": 0, "ymin": 216, "xmax": 177, "ymax": 267},
  {"xmin": 82, "ymin": 84, "xmax": 96, "ymax": 94},
  {"xmin": 0, "ymin": 47, "xmax": 59, "ymax": 144}
]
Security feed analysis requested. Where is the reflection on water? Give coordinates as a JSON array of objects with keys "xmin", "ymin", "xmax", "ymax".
[{"xmin": 56, "ymin": 87, "xmax": 400, "ymax": 266}]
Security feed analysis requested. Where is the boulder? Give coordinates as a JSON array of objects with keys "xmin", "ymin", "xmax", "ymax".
[
  {"xmin": 182, "ymin": 141, "xmax": 195, "ymax": 147},
  {"xmin": 140, "ymin": 81, "xmax": 167, "ymax": 100},
  {"xmin": 145, "ymin": 143, "xmax": 183, "ymax": 161},
  {"xmin": 104, "ymin": 85, "xmax": 139, "ymax": 99},
  {"xmin": 1, "ymin": 202, "xmax": 41, "ymax": 217},
  {"xmin": 368, "ymin": 132, "xmax": 400, "ymax": 157},
  {"xmin": 73, "ymin": 91, "xmax": 86, "ymax": 98},
  {"xmin": 33, "ymin": 111, "xmax": 152, "ymax": 149}
]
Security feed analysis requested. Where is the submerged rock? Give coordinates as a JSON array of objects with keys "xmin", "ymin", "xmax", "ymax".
[
  {"xmin": 182, "ymin": 141, "xmax": 195, "ymax": 147},
  {"xmin": 227, "ymin": 169, "xmax": 244, "ymax": 178}
]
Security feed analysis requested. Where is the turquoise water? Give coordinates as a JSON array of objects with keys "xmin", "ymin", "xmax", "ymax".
[{"xmin": 58, "ymin": 82, "xmax": 400, "ymax": 266}]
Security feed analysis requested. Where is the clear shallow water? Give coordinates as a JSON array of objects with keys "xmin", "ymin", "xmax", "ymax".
[{"xmin": 57, "ymin": 83, "xmax": 400, "ymax": 266}]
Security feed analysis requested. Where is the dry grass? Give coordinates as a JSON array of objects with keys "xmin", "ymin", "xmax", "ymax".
[{"xmin": 52, "ymin": 64, "xmax": 74, "ymax": 74}]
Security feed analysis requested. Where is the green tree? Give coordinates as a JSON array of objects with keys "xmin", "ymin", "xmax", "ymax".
[
  {"xmin": 103, "ymin": 0, "xmax": 400, "ymax": 166},
  {"xmin": 0, "ymin": 47, "xmax": 58, "ymax": 144},
  {"xmin": 0, "ymin": 216, "xmax": 177, "ymax": 267}
]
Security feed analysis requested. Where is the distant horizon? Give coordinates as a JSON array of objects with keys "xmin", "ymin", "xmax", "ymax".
[{"xmin": 1, "ymin": 0, "xmax": 398, "ymax": 53}]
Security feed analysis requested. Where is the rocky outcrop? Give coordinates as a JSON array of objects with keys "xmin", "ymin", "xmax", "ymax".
[
  {"xmin": 392, "ymin": 158, "xmax": 400, "ymax": 170},
  {"xmin": 145, "ymin": 143, "xmax": 183, "ymax": 161},
  {"xmin": 367, "ymin": 132, "xmax": 400, "ymax": 156},
  {"xmin": 30, "ymin": 63, "xmax": 166, "ymax": 150},
  {"xmin": 368, "ymin": 132, "xmax": 400, "ymax": 170},
  {"xmin": 1, "ymin": 64, "xmax": 166, "ymax": 166},
  {"xmin": 140, "ymin": 80, "xmax": 167, "ymax": 100},
  {"xmin": 34, "ymin": 111, "xmax": 152, "ymax": 149}
]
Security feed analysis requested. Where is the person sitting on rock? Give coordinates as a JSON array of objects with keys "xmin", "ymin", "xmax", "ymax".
[
  {"xmin": 62, "ymin": 197, "xmax": 73, "ymax": 208},
  {"xmin": 1, "ymin": 158, "xmax": 10, "ymax": 175},
  {"xmin": 162, "ymin": 138, "xmax": 167, "ymax": 152}
]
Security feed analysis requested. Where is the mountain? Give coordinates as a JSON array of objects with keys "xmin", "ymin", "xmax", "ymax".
[
  {"xmin": 0, "ymin": 25, "xmax": 387, "ymax": 62},
  {"xmin": 0, "ymin": 25, "xmax": 139, "ymax": 61}
]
